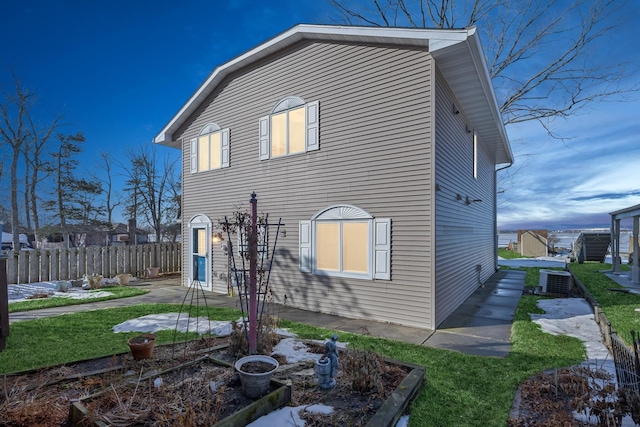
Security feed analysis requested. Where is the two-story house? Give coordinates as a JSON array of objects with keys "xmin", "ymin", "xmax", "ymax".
[{"xmin": 154, "ymin": 24, "xmax": 513, "ymax": 330}]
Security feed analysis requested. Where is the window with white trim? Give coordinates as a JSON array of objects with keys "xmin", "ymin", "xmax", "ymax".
[
  {"xmin": 259, "ymin": 96, "xmax": 319, "ymax": 160},
  {"xmin": 299, "ymin": 205, "xmax": 390, "ymax": 280},
  {"xmin": 190, "ymin": 123, "xmax": 230, "ymax": 173}
]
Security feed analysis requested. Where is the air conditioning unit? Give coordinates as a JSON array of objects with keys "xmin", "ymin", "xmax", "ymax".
[{"xmin": 538, "ymin": 269, "xmax": 572, "ymax": 295}]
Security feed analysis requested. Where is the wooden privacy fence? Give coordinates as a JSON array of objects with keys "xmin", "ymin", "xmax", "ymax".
[{"xmin": 3, "ymin": 243, "xmax": 181, "ymax": 285}]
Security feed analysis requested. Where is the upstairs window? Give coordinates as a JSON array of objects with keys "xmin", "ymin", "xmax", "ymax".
[
  {"xmin": 190, "ymin": 123, "xmax": 230, "ymax": 173},
  {"xmin": 259, "ymin": 96, "xmax": 319, "ymax": 160},
  {"xmin": 299, "ymin": 205, "xmax": 391, "ymax": 280}
]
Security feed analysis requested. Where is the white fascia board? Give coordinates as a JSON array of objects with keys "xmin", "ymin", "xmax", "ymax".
[
  {"xmin": 154, "ymin": 24, "xmax": 474, "ymax": 148},
  {"xmin": 610, "ymin": 203, "xmax": 640, "ymax": 219}
]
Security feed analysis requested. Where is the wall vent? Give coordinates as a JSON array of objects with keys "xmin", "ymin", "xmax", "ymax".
[{"xmin": 539, "ymin": 269, "xmax": 572, "ymax": 295}]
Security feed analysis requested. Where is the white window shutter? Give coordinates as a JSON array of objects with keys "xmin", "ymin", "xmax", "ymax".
[
  {"xmin": 190, "ymin": 138, "xmax": 198, "ymax": 174},
  {"xmin": 306, "ymin": 100, "xmax": 319, "ymax": 152},
  {"xmin": 221, "ymin": 128, "xmax": 230, "ymax": 168},
  {"xmin": 299, "ymin": 220, "xmax": 312, "ymax": 273},
  {"xmin": 259, "ymin": 116, "xmax": 270, "ymax": 160},
  {"xmin": 373, "ymin": 218, "xmax": 391, "ymax": 280}
]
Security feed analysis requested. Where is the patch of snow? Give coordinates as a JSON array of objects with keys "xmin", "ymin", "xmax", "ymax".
[
  {"xmin": 395, "ymin": 415, "xmax": 410, "ymax": 427},
  {"xmin": 530, "ymin": 298, "xmax": 609, "ymax": 360},
  {"xmin": 530, "ymin": 298, "xmax": 635, "ymax": 427},
  {"xmin": 499, "ymin": 257, "xmax": 568, "ymax": 268},
  {"xmin": 246, "ymin": 404, "xmax": 334, "ymax": 426},
  {"xmin": 9, "ymin": 288, "xmax": 114, "ymax": 303},
  {"xmin": 271, "ymin": 338, "xmax": 322, "ymax": 363},
  {"xmin": 113, "ymin": 313, "xmax": 233, "ymax": 336}
]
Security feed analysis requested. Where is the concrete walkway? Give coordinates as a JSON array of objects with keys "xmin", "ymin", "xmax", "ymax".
[{"xmin": 8, "ymin": 270, "xmax": 525, "ymax": 358}]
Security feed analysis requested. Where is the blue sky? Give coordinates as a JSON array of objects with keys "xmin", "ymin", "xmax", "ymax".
[{"xmin": 1, "ymin": 0, "xmax": 638, "ymax": 230}]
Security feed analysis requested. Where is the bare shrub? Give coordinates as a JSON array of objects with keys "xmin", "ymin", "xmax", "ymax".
[{"xmin": 342, "ymin": 348, "xmax": 384, "ymax": 394}]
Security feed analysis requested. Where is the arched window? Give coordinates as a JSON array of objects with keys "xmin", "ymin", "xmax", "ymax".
[
  {"xmin": 299, "ymin": 205, "xmax": 391, "ymax": 280},
  {"xmin": 259, "ymin": 96, "xmax": 319, "ymax": 160},
  {"xmin": 190, "ymin": 123, "xmax": 230, "ymax": 173}
]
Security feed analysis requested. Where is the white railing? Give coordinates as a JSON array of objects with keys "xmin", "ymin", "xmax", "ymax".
[{"xmin": 3, "ymin": 243, "xmax": 181, "ymax": 285}]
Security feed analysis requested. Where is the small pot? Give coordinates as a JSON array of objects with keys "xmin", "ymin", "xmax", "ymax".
[
  {"xmin": 127, "ymin": 334, "xmax": 156, "ymax": 360},
  {"xmin": 145, "ymin": 267, "xmax": 160, "ymax": 278},
  {"xmin": 116, "ymin": 273, "xmax": 132, "ymax": 285},
  {"xmin": 235, "ymin": 355, "xmax": 279, "ymax": 398},
  {"xmin": 87, "ymin": 275, "xmax": 103, "ymax": 289}
]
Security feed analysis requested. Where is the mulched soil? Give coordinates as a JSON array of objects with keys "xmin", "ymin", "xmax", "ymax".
[{"xmin": 0, "ymin": 337, "xmax": 410, "ymax": 427}]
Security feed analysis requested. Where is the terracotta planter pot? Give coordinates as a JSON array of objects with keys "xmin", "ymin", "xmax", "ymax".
[
  {"xmin": 127, "ymin": 334, "xmax": 156, "ymax": 360},
  {"xmin": 87, "ymin": 276, "xmax": 103, "ymax": 289},
  {"xmin": 145, "ymin": 267, "xmax": 160, "ymax": 278},
  {"xmin": 116, "ymin": 273, "xmax": 131, "ymax": 285}
]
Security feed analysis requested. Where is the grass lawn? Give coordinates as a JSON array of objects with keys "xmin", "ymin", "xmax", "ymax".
[
  {"xmin": 498, "ymin": 248, "xmax": 524, "ymax": 259},
  {"xmin": 569, "ymin": 262, "xmax": 639, "ymax": 345},
  {"xmin": 8, "ymin": 285, "xmax": 148, "ymax": 313},
  {"xmin": 0, "ymin": 288, "xmax": 587, "ymax": 426}
]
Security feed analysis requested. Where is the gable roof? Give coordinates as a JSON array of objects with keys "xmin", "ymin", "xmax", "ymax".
[{"xmin": 155, "ymin": 24, "xmax": 512, "ymax": 165}]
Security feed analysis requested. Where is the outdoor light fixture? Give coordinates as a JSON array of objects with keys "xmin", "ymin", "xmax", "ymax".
[
  {"xmin": 466, "ymin": 124, "xmax": 472, "ymax": 133},
  {"xmin": 465, "ymin": 196, "xmax": 482, "ymax": 205},
  {"xmin": 452, "ymin": 103, "xmax": 460, "ymax": 115}
]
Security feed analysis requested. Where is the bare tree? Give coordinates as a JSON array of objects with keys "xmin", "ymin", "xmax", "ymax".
[
  {"xmin": 547, "ymin": 233, "xmax": 560, "ymax": 254},
  {"xmin": 0, "ymin": 76, "xmax": 31, "ymax": 250},
  {"xmin": 121, "ymin": 144, "xmax": 180, "ymax": 243},
  {"xmin": 90, "ymin": 151, "xmax": 121, "ymax": 224},
  {"xmin": 328, "ymin": 0, "xmax": 637, "ymax": 137},
  {"xmin": 24, "ymin": 111, "xmax": 61, "ymax": 242}
]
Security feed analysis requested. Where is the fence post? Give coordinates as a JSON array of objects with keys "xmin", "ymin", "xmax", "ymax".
[
  {"xmin": 78, "ymin": 247, "xmax": 87, "ymax": 278},
  {"xmin": 0, "ymin": 256, "xmax": 8, "ymax": 351},
  {"xmin": 51, "ymin": 249, "xmax": 60, "ymax": 282},
  {"xmin": 30, "ymin": 250, "xmax": 41, "ymax": 283},
  {"xmin": 633, "ymin": 330, "xmax": 640, "ymax": 392},
  {"xmin": 69, "ymin": 248, "xmax": 78, "ymax": 280}
]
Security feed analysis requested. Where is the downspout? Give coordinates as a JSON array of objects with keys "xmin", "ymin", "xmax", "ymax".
[{"xmin": 495, "ymin": 161, "xmax": 513, "ymax": 272}]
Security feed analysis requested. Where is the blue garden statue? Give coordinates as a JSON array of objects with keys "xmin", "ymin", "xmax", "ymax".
[
  {"xmin": 325, "ymin": 334, "xmax": 339, "ymax": 379},
  {"xmin": 316, "ymin": 333, "xmax": 339, "ymax": 389}
]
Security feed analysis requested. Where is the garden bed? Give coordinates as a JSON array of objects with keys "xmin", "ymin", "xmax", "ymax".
[
  {"xmin": 69, "ymin": 355, "xmax": 291, "ymax": 426},
  {"xmin": 0, "ymin": 337, "xmax": 425, "ymax": 427}
]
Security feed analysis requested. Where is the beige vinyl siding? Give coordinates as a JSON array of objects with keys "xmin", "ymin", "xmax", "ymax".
[
  {"xmin": 434, "ymin": 70, "xmax": 498, "ymax": 327},
  {"xmin": 178, "ymin": 40, "xmax": 434, "ymax": 329},
  {"xmin": 521, "ymin": 232, "xmax": 548, "ymax": 257}
]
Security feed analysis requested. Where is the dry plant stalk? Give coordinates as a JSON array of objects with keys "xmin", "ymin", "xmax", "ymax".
[
  {"xmin": 1, "ymin": 372, "xmax": 67, "ymax": 425},
  {"xmin": 229, "ymin": 314, "xmax": 278, "ymax": 358},
  {"xmin": 84, "ymin": 363, "xmax": 232, "ymax": 427},
  {"xmin": 342, "ymin": 348, "xmax": 384, "ymax": 394}
]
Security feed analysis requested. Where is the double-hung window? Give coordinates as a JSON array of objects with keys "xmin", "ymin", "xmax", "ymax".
[
  {"xmin": 299, "ymin": 205, "xmax": 391, "ymax": 280},
  {"xmin": 190, "ymin": 123, "xmax": 230, "ymax": 173},
  {"xmin": 259, "ymin": 96, "xmax": 319, "ymax": 160}
]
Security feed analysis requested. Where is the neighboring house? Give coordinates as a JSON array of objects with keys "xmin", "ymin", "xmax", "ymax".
[
  {"xmin": 517, "ymin": 230, "xmax": 548, "ymax": 257},
  {"xmin": 154, "ymin": 24, "xmax": 513, "ymax": 330},
  {"xmin": 108, "ymin": 222, "xmax": 149, "ymax": 246}
]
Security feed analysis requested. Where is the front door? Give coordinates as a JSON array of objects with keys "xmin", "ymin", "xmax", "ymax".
[{"xmin": 190, "ymin": 215, "xmax": 212, "ymax": 291}]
